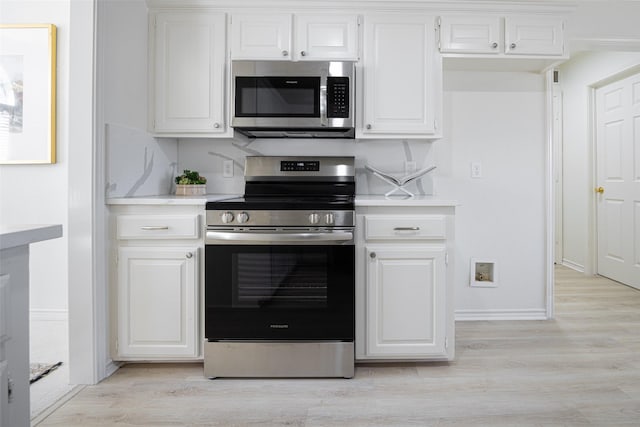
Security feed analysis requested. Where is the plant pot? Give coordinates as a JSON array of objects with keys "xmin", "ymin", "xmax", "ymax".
[{"xmin": 175, "ymin": 184, "xmax": 206, "ymax": 196}]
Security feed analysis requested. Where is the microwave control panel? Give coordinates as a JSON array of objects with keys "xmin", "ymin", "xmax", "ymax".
[{"xmin": 327, "ymin": 77, "xmax": 350, "ymax": 119}]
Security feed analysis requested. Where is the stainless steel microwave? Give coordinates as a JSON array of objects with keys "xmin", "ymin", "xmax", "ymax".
[{"xmin": 231, "ymin": 61, "xmax": 355, "ymax": 138}]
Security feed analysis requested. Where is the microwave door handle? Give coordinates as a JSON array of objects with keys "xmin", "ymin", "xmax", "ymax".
[{"xmin": 320, "ymin": 75, "xmax": 328, "ymax": 127}]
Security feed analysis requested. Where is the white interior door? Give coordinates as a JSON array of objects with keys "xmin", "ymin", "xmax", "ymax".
[{"xmin": 595, "ymin": 71, "xmax": 640, "ymax": 289}]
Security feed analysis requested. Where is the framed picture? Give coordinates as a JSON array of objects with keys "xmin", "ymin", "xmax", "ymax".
[{"xmin": 0, "ymin": 24, "xmax": 56, "ymax": 164}]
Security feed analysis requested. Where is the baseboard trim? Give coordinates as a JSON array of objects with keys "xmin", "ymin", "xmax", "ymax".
[
  {"xmin": 561, "ymin": 259, "xmax": 585, "ymax": 273},
  {"xmin": 455, "ymin": 309, "xmax": 548, "ymax": 321},
  {"xmin": 31, "ymin": 384, "xmax": 84, "ymax": 426},
  {"xmin": 30, "ymin": 309, "xmax": 69, "ymax": 322},
  {"xmin": 104, "ymin": 360, "xmax": 120, "ymax": 379}
]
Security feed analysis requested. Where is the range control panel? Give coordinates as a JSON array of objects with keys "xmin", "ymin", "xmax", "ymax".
[{"xmin": 280, "ymin": 160, "xmax": 320, "ymax": 172}]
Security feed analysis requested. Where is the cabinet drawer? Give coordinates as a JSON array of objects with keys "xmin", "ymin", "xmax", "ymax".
[
  {"xmin": 364, "ymin": 215, "xmax": 446, "ymax": 240},
  {"xmin": 117, "ymin": 215, "xmax": 200, "ymax": 240}
]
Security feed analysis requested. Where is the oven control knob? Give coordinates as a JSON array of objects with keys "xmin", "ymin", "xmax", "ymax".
[
  {"xmin": 237, "ymin": 211, "xmax": 250, "ymax": 223},
  {"xmin": 221, "ymin": 211, "xmax": 234, "ymax": 223},
  {"xmin": 324, "ymin": 213, "xmax": 335, "ymax": 225},
  {"xmin": 309, "ymin": 213, "xmax": 320, "ymax": 225}
]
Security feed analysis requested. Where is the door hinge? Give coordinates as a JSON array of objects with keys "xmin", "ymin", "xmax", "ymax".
[
  {"xmin": 445, "ymin": 252, "xmax": 449, "ymax": 265},
  {"xmin": 445, "ymin": 337, "xmax": 449, "ymax": 349},
  {"xmin": 357, "ymin": 15, "xmax": 362, "ymax": 26},
  {"xmin": 7, "ymin": 375, "xmax": 13, "ymax": 403},
  {"xmin": 434, "ymin": 119, "xmax": 438, "ymax": 130}
]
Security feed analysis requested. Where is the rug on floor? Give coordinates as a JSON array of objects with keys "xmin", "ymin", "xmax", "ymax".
[{"xmin": 30, "ymin": 362, "xmax": 63, "ymax": 384}]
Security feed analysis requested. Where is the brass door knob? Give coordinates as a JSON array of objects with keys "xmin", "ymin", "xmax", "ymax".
[{"xmin": 596, "ymin": 186, "xmax": 605, "ymax": 194}]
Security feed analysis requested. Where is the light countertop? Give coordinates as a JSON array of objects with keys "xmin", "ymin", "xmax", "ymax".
[
  {"xmin": 355, "ymin": 195, "xmax": 458, "ymax": 207},
  {"xmin": 106, "ymin": 194, "xmax": 240, "ymax": 206},
  {"xmin": 106, "ymin": 194, "xmax": 458, "ymax": 207},
  {"xmin": 0, "ymin": 224, "xmax": 63, "ymax": 250}
]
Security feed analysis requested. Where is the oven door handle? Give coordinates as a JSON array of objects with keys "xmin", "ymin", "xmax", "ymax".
[{"xmin": 205, "ymin": 230, "xmax": 353, "ymax": 244}]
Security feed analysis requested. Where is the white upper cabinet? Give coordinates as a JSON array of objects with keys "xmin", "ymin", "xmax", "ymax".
[
  {"xmin": 149, "ymin": 12, "xmax": 230, "ymax": 136},
  {"xmin": 505, "ymin": 16, "xmax": 565, "ymax": 56},
  {"xmin": 231, "ymin": 14, "xmax": 292, "ymax": 60},
  {"xmin": 230, "ymin": 13, "xmax": 359, "ymax": 61},
  {"xmin": 439, "ymin": 15, "xmax": 501, "ymax": 54},
  {"xmin": 294, "ymin": 14, "xmax": 359, "ymax": 60},
  {"xmin": 359, "ymin": 14, "xmax": 442, "ymax": 139},
  {"xmin": 439, "ymin": 14, "xmax": 565, "ymax": 57}
]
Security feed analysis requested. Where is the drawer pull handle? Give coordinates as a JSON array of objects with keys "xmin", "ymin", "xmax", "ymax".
[
  {"xmin": 394, "ymin": 227, "xmax": 420, "ymax": 231},
  {"xmin": 140, "ymin": 226, "xmax": 169, "ymax": 231}
]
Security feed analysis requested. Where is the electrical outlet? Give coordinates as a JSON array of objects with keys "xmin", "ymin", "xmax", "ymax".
[
  {"xmin": 471, "ymin": 162, "xmax": 482, "ymax": 178},
  {"xmin": 405, "ymin": 161, "xmax": 417, "ymax": 175},
  {"xmin": 223, "ymin": 160, "xmax": 234, "ymax": 178}
]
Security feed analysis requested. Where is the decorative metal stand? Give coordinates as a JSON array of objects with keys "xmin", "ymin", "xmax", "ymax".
[{"xmin": 365, "ymin": 164, "xmax": 437, "ymax": 198}]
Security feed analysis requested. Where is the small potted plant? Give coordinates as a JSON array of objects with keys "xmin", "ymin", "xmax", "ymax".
[{"xmin": 174, "ymin": 169, "xmax": 207, "ymax": 196}]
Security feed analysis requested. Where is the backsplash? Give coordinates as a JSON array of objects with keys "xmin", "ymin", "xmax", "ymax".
[
  {"xmin": 105, "ymin": 125, "xmax": 438, "ymax": 198},
  {"xmin": 105, "ymin": 123, "xmax": 178, "ymax": 198}
]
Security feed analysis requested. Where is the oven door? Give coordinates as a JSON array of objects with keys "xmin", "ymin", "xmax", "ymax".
[{"xmin": 205, "ymin": 242, "xmax": 354, "ymax": 341}]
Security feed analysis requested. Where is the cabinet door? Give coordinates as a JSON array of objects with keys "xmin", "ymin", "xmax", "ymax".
[
  {"xmin": 505, "ymin": 16, "xmax": 564, "ymax": 56},
  {"xmin": 360, "ymin": 15, "xmax": 440, "ymax": 138},
  {"xmin": 151, "ymin": 13, "xmax": 227, "ymax": 134},
  {"xmin": 117, "ymin": 247, "xmax": 198, "ymax": 359},
  {"xmin": 439, "ymin": 16, "xmax": 501, "ymax": 54},
  {"xmin": 231, "ymin": 13, "xmax": 292, "ymax": 60},
  {"xmin": 294, "ymin": 14, "xmax": 359, "ymax": 60},
  {"xmin": 365, "ymin": 245, "xmax": 447, "ymax": 358}
]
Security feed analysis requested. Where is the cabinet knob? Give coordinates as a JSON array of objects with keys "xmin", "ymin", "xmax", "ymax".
[
  {"xmin": 370, "ymin": 252, "xmax": 376, "ymax": 259},
  {"xmin": 213, "ymin": 122, "xmax": 220, "ymax": 129},
  {"xmin": 366, "ymin": 124, "xmax": 372, "ymax": 130},
  {"xmin": 510, "ymin": 43, "xmax": 516, "ymax": 49},
  {"xmin": 282, "ymin": 50, "xmax": 289, "ymax": 57},
  {"xmin": 491, "ymin": 42, "xmax": 498, "ymax": 48},
  {"xmin": 186, "ymin": 252, "xmax": 193, "ymax": 259},
  {"xmin": 300, "ymin": 50, "xmax": 306, "ymax": 56}
]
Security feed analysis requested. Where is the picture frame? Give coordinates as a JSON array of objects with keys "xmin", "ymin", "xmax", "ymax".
[{"xmin": 0, "ymin": 24, "xmax": 57, "ymax": 164}]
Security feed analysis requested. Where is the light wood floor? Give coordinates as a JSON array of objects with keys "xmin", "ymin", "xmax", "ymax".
[{"xmin": 38, "ymin": 266, "xmax": 640, "ymax": 426}]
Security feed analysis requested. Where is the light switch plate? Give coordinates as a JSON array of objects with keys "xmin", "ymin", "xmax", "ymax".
[
  {"xmin": 471, "ymin": 162, "xmax": 482, "ymax": 178},
  {"xmin": 223, "ymin": 160, "xmax": 233, "ymax": 178}
]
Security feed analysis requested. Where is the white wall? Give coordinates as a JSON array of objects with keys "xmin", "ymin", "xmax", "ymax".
[
  {"xmin": 557, "ymin": 51, "xmax": 640, "ymax": 273},
  {"xmin": 569, "ymin": 1, "xmax": 640, "ymax": 43},
  {"xmin": 0, "ymin": 0, "xmax": 70, "ymax": 316},
  {"xmin": 437, "ymin": 71, "xmax": 548, "ymax": 317},
  {"xmin": 99, "ymin": 0, "xmax": 178, "ymax": 199}
]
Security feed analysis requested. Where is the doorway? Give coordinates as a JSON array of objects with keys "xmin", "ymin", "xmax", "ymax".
[{"xmin": 554, "ymin": 50, "xmax": 640, "ymax": 288}]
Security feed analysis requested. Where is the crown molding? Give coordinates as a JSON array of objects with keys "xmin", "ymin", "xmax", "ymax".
[{"xmin": 146, "ymin": 0, "xmax": 577, "ymax": 15}]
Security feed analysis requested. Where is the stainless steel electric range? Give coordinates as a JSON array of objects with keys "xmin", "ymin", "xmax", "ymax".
[{"xmin": 203, "ymin": 156, "xmax": 355, "ymax": 378}]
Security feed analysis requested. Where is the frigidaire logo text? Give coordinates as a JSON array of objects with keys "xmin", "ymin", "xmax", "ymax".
[{"xmin": 270, "ymin": 324, "xmax": 289, "ymax": 329}]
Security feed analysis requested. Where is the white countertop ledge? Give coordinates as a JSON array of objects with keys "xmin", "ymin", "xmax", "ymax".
[
  {"xmin": 0, "ymin": 224, "xmax": 63, "ymax": 250},
  {"xmin": 106, "ymin": 194, "xmax": 241, "ymax": 205},
  {"xmin": 355, "ymin": 195, "xmax": 458, "ymax": 207}
]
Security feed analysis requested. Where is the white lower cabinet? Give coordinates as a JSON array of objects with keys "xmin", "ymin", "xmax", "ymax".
[
  {"xmin": 356, "ymin": 205, "xmax": 455, "ymax": 361},
  {"xmin": 364, "ymin": 245, "xmax": 447, "ymax": 358},
  {"xmin": 111, "ymin": 205, "xmax": 203, "ymax": 361},
  {"xmin": 117, "ymin": 247, "xmax": 198, "ymax": 358}
]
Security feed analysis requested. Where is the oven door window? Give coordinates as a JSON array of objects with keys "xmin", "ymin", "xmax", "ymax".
[
  {"xmin": 235, "ymin": 77, "xmax": 320, "ymax": 117},
  {"xmin": 205, "ymin": 244, "xmax": 354, "ymax": 341},
  {"xmin": 234, "ymin": 251, "xmax": 328, "ymax": 309}
]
